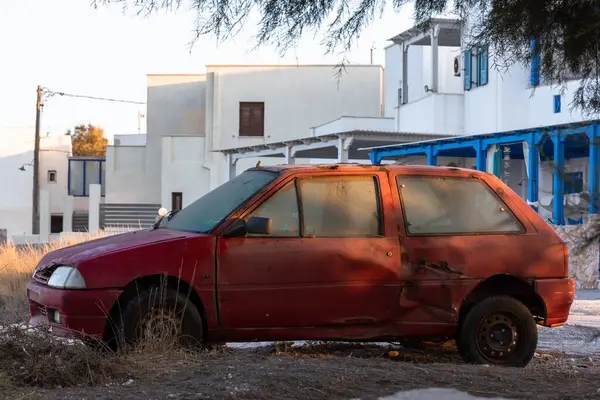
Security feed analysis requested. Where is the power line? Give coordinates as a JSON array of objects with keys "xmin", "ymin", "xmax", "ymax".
[{"xmin": 45, "ymin": 89, "xmax": 146, "ymax": 105}]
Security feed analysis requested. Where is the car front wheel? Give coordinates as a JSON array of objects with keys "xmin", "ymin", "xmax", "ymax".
[
  {"xmin": 116, "ymin": 286, "xmax": 204, "ymax": 351},
  {"xmin": 457, "ymin": 296, "xmax": 538, "ymax": 367}
]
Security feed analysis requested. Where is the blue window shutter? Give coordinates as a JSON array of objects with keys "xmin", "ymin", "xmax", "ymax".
[
  {"xmin": 464, "ymin": 50, "xmax": 472, "ymax": 90},
  {"xmin": 479, "ymin": 45, "xmax": 488, "ymax": 85},
  {"xmin": 531, "ymin": 39, "xmax": 540, "ymax": 86},
  {"xmin": 554, "ymin": 94, "xmax": 561, "ymax": 113}
]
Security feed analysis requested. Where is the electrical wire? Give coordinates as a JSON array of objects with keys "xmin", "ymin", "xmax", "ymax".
[{"xmin": 44, "ymin": 89, "xmax": 146, "ymax": 105}]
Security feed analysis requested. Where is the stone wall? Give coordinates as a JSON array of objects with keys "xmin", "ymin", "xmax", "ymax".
[{"xmin": 551, "ymin": 215, "xmax": 600, "ymax": 289}]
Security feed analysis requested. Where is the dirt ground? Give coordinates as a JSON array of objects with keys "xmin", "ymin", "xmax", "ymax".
[
  {"xmin": 5, "ymin": 342, "xmax": 600, "ymax": 400},
  {"xmin": 4, "ymin": 292, "xmax": 600, "ymax": 400}
]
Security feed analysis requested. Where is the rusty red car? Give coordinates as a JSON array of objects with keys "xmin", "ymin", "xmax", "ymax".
[{"xmin": 27, "ymin": 164, "xmax": 575, "ymax": 367}]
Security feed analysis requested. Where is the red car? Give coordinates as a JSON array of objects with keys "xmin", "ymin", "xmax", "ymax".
[{"xmin": 27, "ymin": 164, "xmax": 575, "ymax": 367}]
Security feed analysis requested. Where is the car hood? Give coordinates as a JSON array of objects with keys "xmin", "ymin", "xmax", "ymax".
[{"xmin": 37, "ymin": 228, "xmax": 203, "ymax": 271}]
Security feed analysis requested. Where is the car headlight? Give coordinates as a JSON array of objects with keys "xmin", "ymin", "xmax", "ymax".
[{"xmin": 47, "ymin": 266, "xmax": 87, "ymax": 289}]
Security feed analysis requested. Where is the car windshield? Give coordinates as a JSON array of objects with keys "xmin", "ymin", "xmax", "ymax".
[{"xmin": 161, "ymin": 170, "xmax": 278, "ymax": 233}]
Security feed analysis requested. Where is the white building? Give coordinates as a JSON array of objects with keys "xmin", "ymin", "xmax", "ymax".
[
  {"xmin": 218, "ymin": 19, "xmax": 595, "ymax": 226},
  {"xmin": 10, "ymin": 19, "xmax": 594, "ymax": 238},
  {"xmin": 0, "ymin": 130, "xmax": 100, "ymax": 242},
  {"xmin": 105, "ymin": 64, "xmax": 439, "ymax": 223}
]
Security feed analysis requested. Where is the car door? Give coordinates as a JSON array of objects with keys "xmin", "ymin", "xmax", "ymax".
[
  {"xmin": 216, "ymin": 171, "xmax": 402, "ymax": 330},
  {"xmin": 390, "ymin": 170, "xmax": 532, "ymax": 331}
]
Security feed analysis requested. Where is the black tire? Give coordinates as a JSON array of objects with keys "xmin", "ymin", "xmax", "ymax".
[
  {"xmin": 457, "ymin": 295, "xmax": 537, "ymax": 367},
  {"xmin": 113, "ymin": 286, "xmax": 204, "ymax": 351}
]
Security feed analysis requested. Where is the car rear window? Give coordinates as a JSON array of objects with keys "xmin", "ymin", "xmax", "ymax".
[{"xmin": 396, "ymin": 175, "xmax": 524, "ymax": 235}]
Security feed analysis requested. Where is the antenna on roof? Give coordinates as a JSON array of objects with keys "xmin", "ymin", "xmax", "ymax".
[{"xmin": 370, "ymin": 43, "xmax": 376, "ymax": 64}]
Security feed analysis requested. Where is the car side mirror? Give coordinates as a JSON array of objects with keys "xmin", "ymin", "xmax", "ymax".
[{"xmin": 246, "ymin": 216, "xmax": 271, "ymax": 235}]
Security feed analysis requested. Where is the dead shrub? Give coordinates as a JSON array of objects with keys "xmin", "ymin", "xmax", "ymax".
[{"xmin": 0, "ymin": 327, "xmax": 131, "ymax": 388}]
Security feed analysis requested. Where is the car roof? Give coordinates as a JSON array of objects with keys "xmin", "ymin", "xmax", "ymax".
[{"xmin": 248, "ymin": 163, "xmax": 490, "ymax": 178}]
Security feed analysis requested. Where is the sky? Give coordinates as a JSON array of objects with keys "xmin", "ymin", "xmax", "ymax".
[{"xmin": 0, "ymin": 0, "xmax": 416, "ymax": 147}]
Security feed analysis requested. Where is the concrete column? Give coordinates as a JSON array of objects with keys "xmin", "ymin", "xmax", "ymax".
[
  {"xmin": 552, "ymin": 133, "xmax": 565, "ymax": 225},
  {"xmin": 588, "ymin": 125, "xmax": 599, "ymax": 214},
  {"xmin": 226, "ymin": 154, "xmax": 237, "ymax": 181},
  {"xmin": 431, "ymin": 24, "xmax": 440, "ymax": 92},
  {"xmin": 39, "ymin": 189, "xmax": 50, "ymax": 243},
  {"xmin": 89, "ymin": 184, "xmax": 101, "ymax": 234},
  {"xmin": 337, "ymin": 137, "xmax": 353, "ymax": 163},
  {"xmin": 402, "ymin": 44, "xmax": 409, "ymax": 104},
  {"xmin": 284, "ymin": 145, "xmax": 296, "ymax": 164},
  {"xmin": 63, "ymin": 195, "xmax": 74, "ymax": 233}
]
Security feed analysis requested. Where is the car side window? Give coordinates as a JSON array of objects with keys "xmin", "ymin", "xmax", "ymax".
[
  {"xmin": 397, "ymin": 175, "xmax": 523, "ymax": 235},
  {"xmin": 248, "ymin": 182, "xmax": 300, "ymax": 237},
  {"xmin": 298, "ymin": 175, "xmax": 381, "ymax": 237}
]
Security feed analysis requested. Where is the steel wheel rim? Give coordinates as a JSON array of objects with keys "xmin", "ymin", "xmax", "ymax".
[{"xmin": 475, "ymin": 311, "xmax": 524, "ymax": 363}]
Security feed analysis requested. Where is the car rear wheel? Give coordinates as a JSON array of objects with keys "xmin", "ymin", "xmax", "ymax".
[
  {"xmin": 115, "ymin": 286, "xmax": 204, "ymax": 351},
  {"xmin": 457, "ymin": 296, "xmax": 537, "ymax": 367}
]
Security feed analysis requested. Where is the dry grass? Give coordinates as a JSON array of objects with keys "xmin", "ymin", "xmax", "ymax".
[{"xmin": 0, "ymin": 232, "xmax": 114, "ymax": 325}]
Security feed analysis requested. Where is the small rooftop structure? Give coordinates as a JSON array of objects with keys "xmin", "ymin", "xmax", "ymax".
[{"xmin": 389, "ymin": 18, "xmax": 462, "ymax": 47}]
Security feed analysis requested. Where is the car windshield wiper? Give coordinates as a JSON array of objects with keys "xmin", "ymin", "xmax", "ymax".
[{"xmin": 153, "ymin": 210, "xmax": 180, "ymax": 229}]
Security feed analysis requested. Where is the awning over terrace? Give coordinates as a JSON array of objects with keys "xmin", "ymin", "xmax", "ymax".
[
  {"xmin": 216, "ymin": 116, "xmax": 454, "ymax": 180},
  {"xmin": 361, "ymin": 120, "xmax": 600, "ymax": 226}
]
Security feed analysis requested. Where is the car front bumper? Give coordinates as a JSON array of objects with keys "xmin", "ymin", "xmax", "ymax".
[{"xmin": 27, "ymin": 280, "xmax": 122, "ymax": 341}]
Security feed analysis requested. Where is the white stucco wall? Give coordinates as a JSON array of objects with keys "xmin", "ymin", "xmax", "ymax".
[
  {"xmin": 117, "ymin": 65, "xmax": 387, "ymax": 205},
  {"xmin": 0, "ymin": 148, "xmax": 33, "ymax": 238},
  {"xmin": 114, "ymin": 134, "xmax": 147, "ymax": 146},
  {"xmin": 145, "ymin": 74, "xmax": 207, "ymax": 204},
  {"xmin": 39, "ymin": 135, "xmax": 71, "ymax": 215},
  {"xmin": 105, "ymin": 144, "xmax": 155, "ymax": 204},
  {"xmin": 0, "ymin": 128, "xmax": 73, "ymax": 239},
  {"xmin": 384, "ymin": 19, "xmax": 591, "ymax": 138},
  {"xmin": 207, "ymin": 65, "xmax": 384, "ymax": 150},
  {"xmin": 396, "ymin": 93, "xmax": 464, "ymax": 134},
  {"xmin": 463, "ymin": 48, "xmax": 589, "ymax": 134},
  {"xmin": 161, "ymin": 136, "xmax": 210, "ymax": 208},
  {"xmin": 385, "ymin": 42, "xmax": 463, "ymax": 134}
]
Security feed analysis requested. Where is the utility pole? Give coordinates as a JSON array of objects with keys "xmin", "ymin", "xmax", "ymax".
[{"xmin": 32, "ymin": 85, "xmax": 42, "ymax": 235}]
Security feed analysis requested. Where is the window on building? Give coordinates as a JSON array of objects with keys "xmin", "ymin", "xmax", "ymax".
[
  {"xmin": 299, "ymin": 176, "xmax": 382, "ymax": 237},
  {"xmin": 554, "ymin": 94, "xmax": 562, "ymax": 113},
  {"xmin": 50, "ymin": 215, "xmax": 63, "ymax": 234},
  {"xmin": 68, "ymin": 159, "xmax": 106, "ymax": 197},
  {"xmin": 248, "ymin": 183, "xmax": 300, "ymax": 237},
  {"xmin": 464, "ymin": 43, "xmax": 489, "ymax": 90},
  {"xmin": 47, "ymin": 170, "xmax": 57, "ymax": 183},
  {"xmin": 397, "ymin": 176, "xmax": 523, "ymax": 235},
  {"xmin": 172, "ymin": 192, "xmax": 183, "ymax": 211},
  {"xmin": 239, "ymin": 102, "xmax": 265, "ymax": 137}
]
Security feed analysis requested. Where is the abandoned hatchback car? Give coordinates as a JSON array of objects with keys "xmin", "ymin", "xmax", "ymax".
[{"xmin": 27, "ymin": 164, "xmax": 575, "ymax": 367}]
